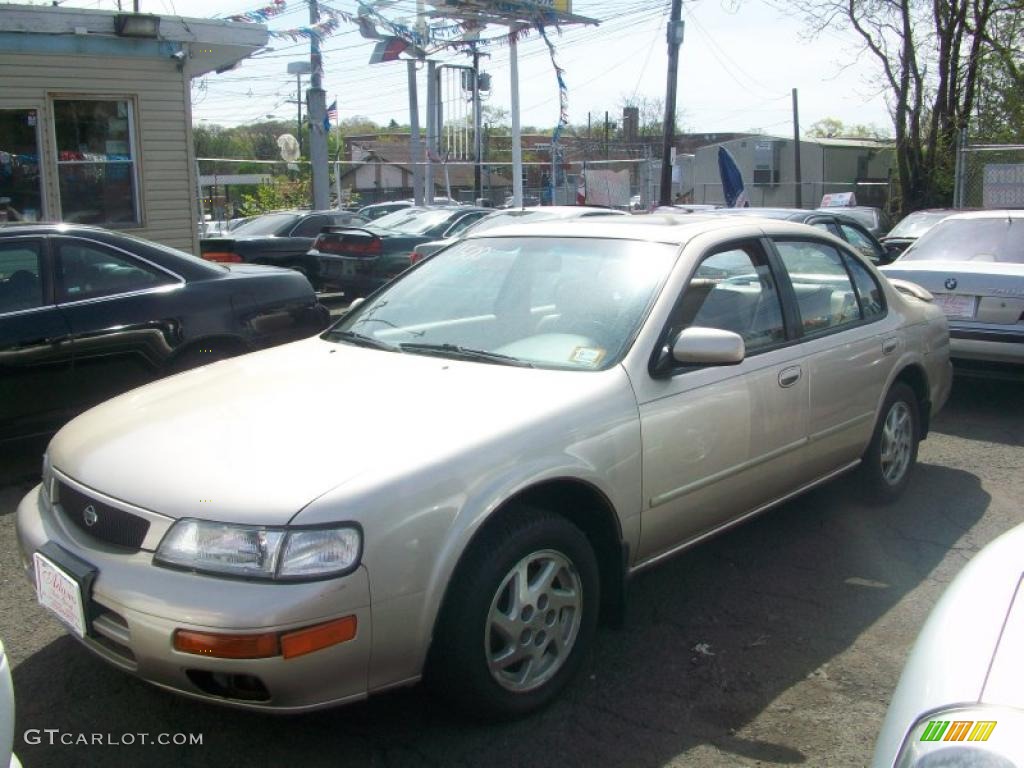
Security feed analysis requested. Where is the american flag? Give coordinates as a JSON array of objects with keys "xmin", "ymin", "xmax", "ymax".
[{"xmin": 326, "ymin": 100, "xmax": 338, "ymax": 122}]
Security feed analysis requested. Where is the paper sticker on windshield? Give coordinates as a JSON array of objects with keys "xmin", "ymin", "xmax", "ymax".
[{"xmin": 571, "ymin": 347, "xmax": 606, "ymax": 367}]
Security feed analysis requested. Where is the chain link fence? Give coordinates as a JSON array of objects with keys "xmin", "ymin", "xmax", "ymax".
[
  {"xmin": 196, "ymin": 156, "xmax": 898, "ymax": 225},
  {"xmin": 954, "ymin": 144, "xmax": 1024, "ymax": 208},
  {"xmin": 196, "ymin": 157, "xmax": 659, "ymax": 222}
]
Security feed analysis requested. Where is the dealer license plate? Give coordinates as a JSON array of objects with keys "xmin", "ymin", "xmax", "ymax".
[
  {"xmin": 33, "ymin": 552, "xmax": 87, "ymax": 638},
  {"xmin": 933, "ymin": 293, "xmax": 977, "ymax": 319}
]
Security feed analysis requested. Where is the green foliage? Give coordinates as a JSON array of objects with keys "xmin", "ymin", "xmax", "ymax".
[
  {"xmin": 237, "ymin": 176, "xmax": 311, "ymax": 216},
  {"xmin": 806, "ymin": 118, "xmax": 890, "ymax": 139}
]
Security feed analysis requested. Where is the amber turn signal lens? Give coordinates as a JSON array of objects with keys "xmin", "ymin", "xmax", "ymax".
[
  {"xmin": 280, "ymin": 615, "xmax": 357, "ymax": 660},
  {"xmin": 173, "ymin": 629, "xmax": 279, "ymax": 659}
]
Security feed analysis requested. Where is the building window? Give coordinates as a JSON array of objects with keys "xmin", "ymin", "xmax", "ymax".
[
  {"xmin": 0, "ymin": 109, "xmax": 44, "ymax": 223},
  {"xmin": 53, "ymin": 98, "xmax": 139, "ymax": 226}
]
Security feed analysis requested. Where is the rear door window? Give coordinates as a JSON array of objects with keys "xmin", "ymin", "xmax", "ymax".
[
  {"xmin": 773, "ymin": 239, "xmax": 862, "ymax": 335},
  {"xmin": 55, "ymin": 239, "xmax": 175, "ymax": 302},
  {"xmin": 0, "ymin": 240, "xmax": 44, "ymax": 313}
]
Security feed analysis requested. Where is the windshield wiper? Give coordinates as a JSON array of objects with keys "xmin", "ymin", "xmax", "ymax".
[
  {"xmin": 399, "ymin": 342, "xmax": 534, "ymax": 367},
  {"xmin": 325, "ymin": 329, "xmax": 402, "ymax": 352}
]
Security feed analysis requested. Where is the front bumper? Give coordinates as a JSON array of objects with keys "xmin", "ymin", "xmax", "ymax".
[
  {"xmin": 16, "ymin": 484, "xmax": 372, "ymax": 712},
  {"xmin": 949, "ymin": 325, "xmax": 1024, "ymax": 365}
]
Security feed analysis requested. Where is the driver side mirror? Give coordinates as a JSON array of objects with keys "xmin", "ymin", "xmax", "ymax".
[{"xmin": 671, "ymin": 327, "xmax": 746, "ymax": 365}]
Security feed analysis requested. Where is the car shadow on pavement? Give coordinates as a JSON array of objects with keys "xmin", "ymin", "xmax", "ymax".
[
  {"xmin": 11, "ymin": 463, "xmax": 990, "ymax": 768},
  {"xmin": 932, "ymin": 377, "xmax": 1024, "ymax": 447}
]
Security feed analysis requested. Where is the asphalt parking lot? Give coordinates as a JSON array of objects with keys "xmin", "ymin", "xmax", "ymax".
[{"xmin": 1, "ymin": 375, "xmax": 1021, "ymax": 768}]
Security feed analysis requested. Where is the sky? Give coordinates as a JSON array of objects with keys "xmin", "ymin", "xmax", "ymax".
[{"xmin": 51, "ymin": 0, "xmax": 895, "ymax": 137}]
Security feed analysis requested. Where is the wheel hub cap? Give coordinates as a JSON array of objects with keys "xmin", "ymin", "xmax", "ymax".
[
  {"xmin": 484, "ymin": 549, "xmax": 582, "ymax": 693},
  {"xmin": 880, "ymin": 401, "xmax": 913, "ymax": 485}
]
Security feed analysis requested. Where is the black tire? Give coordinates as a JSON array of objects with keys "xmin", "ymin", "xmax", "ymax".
[
  {"xmin": 428, "ymin": 507, "xmax": 600, "ymax": 720},
  {"xmin": 860, "ymin": 381, "xmax": 920, "ymax": 503}
]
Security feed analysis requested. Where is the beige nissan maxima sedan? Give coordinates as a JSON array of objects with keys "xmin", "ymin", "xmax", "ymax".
[{"xmin": 17, "ymin": 216, "xmax": 952, "ymax": 718}]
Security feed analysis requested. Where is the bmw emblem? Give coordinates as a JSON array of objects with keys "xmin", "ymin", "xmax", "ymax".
[
  {"xmin": 944, "ymin": 277, "xmax": 958, "ymax": 290},
  {"xmin": 82, "ymin": 505, "xmax": 99, "ymax": 527}
]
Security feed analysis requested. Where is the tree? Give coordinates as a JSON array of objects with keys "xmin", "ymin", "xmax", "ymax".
[
  {"xmin": 778, "ymin": 0, "xmax": 1021, "ymax": 214},
  {"xmin": 806, "ymin": 117, "xmax": 891, "ymax": 139},
  {"xmin": 972, "ymin": 9, "xmax": 1024, "ymax": 141}
]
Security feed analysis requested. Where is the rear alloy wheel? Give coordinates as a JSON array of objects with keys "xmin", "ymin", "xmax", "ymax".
[
  {"xmin": 430, "ymin": 508, "xmax": 599, "ymax": 719},
  {"xmin": 860, "ymin": 382, "xmax": 919, "ymax": 502}
]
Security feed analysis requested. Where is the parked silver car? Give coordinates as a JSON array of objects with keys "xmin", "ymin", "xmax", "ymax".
[
  {"xmin": 882, "ymin": 210, "xmax": 1024, "ymax": 369},
  {"xmin": 16, "ymin": 216, "xmax": 952, "ymax": 717},
  {"xmin": 872, "ymin": 523, "xmax": 1024, "ymax": 767}
]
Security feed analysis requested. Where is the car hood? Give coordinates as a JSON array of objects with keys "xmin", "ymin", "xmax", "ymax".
[
  {"xmin": 872, "ymin": 523, "xmax": 1024, "ymax": 766},
  {"xmin": 48, "ymin": 338, "xmax": 624, "ymax": 525}
]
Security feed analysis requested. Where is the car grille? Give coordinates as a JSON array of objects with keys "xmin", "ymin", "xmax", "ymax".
[{"xmin": 58, "ymin": 482, "xmax": 150, "ymax": 551}]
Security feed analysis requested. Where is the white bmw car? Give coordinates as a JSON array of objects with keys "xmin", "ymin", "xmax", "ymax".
[{"xmin": 882, "ymin": 210, "xmax": 1024, "ymax": 372}]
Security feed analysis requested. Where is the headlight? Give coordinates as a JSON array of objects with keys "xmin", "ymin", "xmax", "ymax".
[
  {"xmin": 154, "ymin": 519, "xmax": 361, "ymax": 581},
  {"xmin": 894, "ymin": 707, "xmax": 1024, "ymax": 768}
]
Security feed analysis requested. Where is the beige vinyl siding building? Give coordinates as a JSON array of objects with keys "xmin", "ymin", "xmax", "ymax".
[
  {"xmin": 691, "ymin": 135, "xmax": 896, "ymax": 209},
  {"xmin": 0, "ymin": 6, "xmax": 267, "ymax": 253}
]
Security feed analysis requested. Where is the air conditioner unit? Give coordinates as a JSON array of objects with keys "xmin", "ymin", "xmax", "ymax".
[{"xmin": 752, "ymin": 140, "xmax": 781, "ymax": 187}]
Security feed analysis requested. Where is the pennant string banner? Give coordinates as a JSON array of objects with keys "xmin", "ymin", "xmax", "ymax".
[
  {"xmin": 536, "ymin": 24, "xmax": 568, "ymax": 144},
  {"xmin": 228, "ymin": 0, "xmax": 286, "ymax": 24}
]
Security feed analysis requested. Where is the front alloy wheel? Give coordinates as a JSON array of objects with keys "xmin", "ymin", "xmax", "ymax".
[
  {"xmin": 429, "ymin": 507, "xmax": 600, "ymax": 719},
  {"xmin": 485, "ymin": 549, "xmax": 583, "ymax": 693}
]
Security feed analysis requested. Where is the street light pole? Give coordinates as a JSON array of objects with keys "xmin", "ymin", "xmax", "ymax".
[
  {"xmin": 659, "ymin": 0, "xmax": 684, "ymax": 206},
  {"xmin": 307, "ymin": 0, "xmax": 330, "ymax": 209},
  {"xmin": 296, "ymin": 73, "xmax": 304, "ymax": 155}
]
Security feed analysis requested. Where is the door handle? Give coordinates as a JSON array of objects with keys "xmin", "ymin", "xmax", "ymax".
[
  {"xmin": 778, "ymin": 365, "xmax": 802, "ymax": 388},
  {"xmin": 882, "ymin": 338, "xmax": 898, "ymax": 355}
]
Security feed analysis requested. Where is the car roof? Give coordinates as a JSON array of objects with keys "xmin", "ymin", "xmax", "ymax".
[
  {"xmin": 942, "ymin": 209, "xmax": 1024, "ymax": 221},
  {"xmin": 461, "ymin": 213, "xmax": 840, "ymax": 246},
  {"xmin": 0, "ymin": 222, "xmax": 120, "ymax": 237}
]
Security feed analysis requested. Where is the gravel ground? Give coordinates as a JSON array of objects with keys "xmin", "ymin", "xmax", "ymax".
[{"xmin": 1, "ymin": 375, "xmax": 1021, "ymax": 768}]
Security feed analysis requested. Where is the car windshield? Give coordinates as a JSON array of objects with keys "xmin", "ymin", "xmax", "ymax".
[
  {"xmin": 229, "ymin": 213, "xmax": 300, "ymax": 237},
  {"xmin": 371, "ymin": 207, "xmax": 426, "ymax": 229},
  {"xmin": 464, "ymin": 210, "xmax": 565, "ymax": 235},
  {"xmin": 827, "ymin": 208, "xmax": 877, "ymax": 230},
  {"xmin": 900, "ymin": 217, "xmax": 1024, "ymax": 263},
  {"xmin": 325, "ymin": 236, "xmax": 677, "ymax": 370},
  {"xmin": 384, "ymin": 209, "xmax": 462, "ymax": 235},
  {"xmin": 886, "ymin": 211, "xmax": 952, "ymax": 239}
]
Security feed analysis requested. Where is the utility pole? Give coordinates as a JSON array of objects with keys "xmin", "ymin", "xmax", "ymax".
[
  {"xmin": 307, "ymin": 0, "xmax": 329, "ymax": 209},
  {"xmin": 659, "ymin": 0, "xmax": 684, "ymax": 206},
  {"xmin": 792, "ymin": 88, "xmax": 802, "ymax": 208},
  {"xmin": 473, "ymin": 46, "xmax": 483, "ymax": 202},
  {"xmin": 425, "ymin": 61, "xmax": 436, "ymax": 205},
  {"xmin": 408, "ymin": 61, "xmax": 424, "ymax": 205},
  {"xmin": 604, "ymin": 111, "xmax": 609, "ymax": 159},
  {"xmin": 510, "ymin": 30, "xmax": 523, "ymax": 207}
]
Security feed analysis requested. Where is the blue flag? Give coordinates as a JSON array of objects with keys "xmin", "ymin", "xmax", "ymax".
[{"xmin": 718, "ymin": 147, "xmax": 749, "ymax": 208}]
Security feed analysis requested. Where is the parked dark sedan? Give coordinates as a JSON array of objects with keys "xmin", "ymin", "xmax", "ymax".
[
  {"xmin": 709, "ymin": 207, "xmax": 894, "ymax": 264},
  {"xmin": 199, "ymin": 209, "xmax": 368, "ymax": 287},
  {"xmin": 0, "ymin": 224, "xmax": 329, "ymax": 449},
  {"xmin": 309, "ymin": 206, "xmax": 490, "ymax": 299}
]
